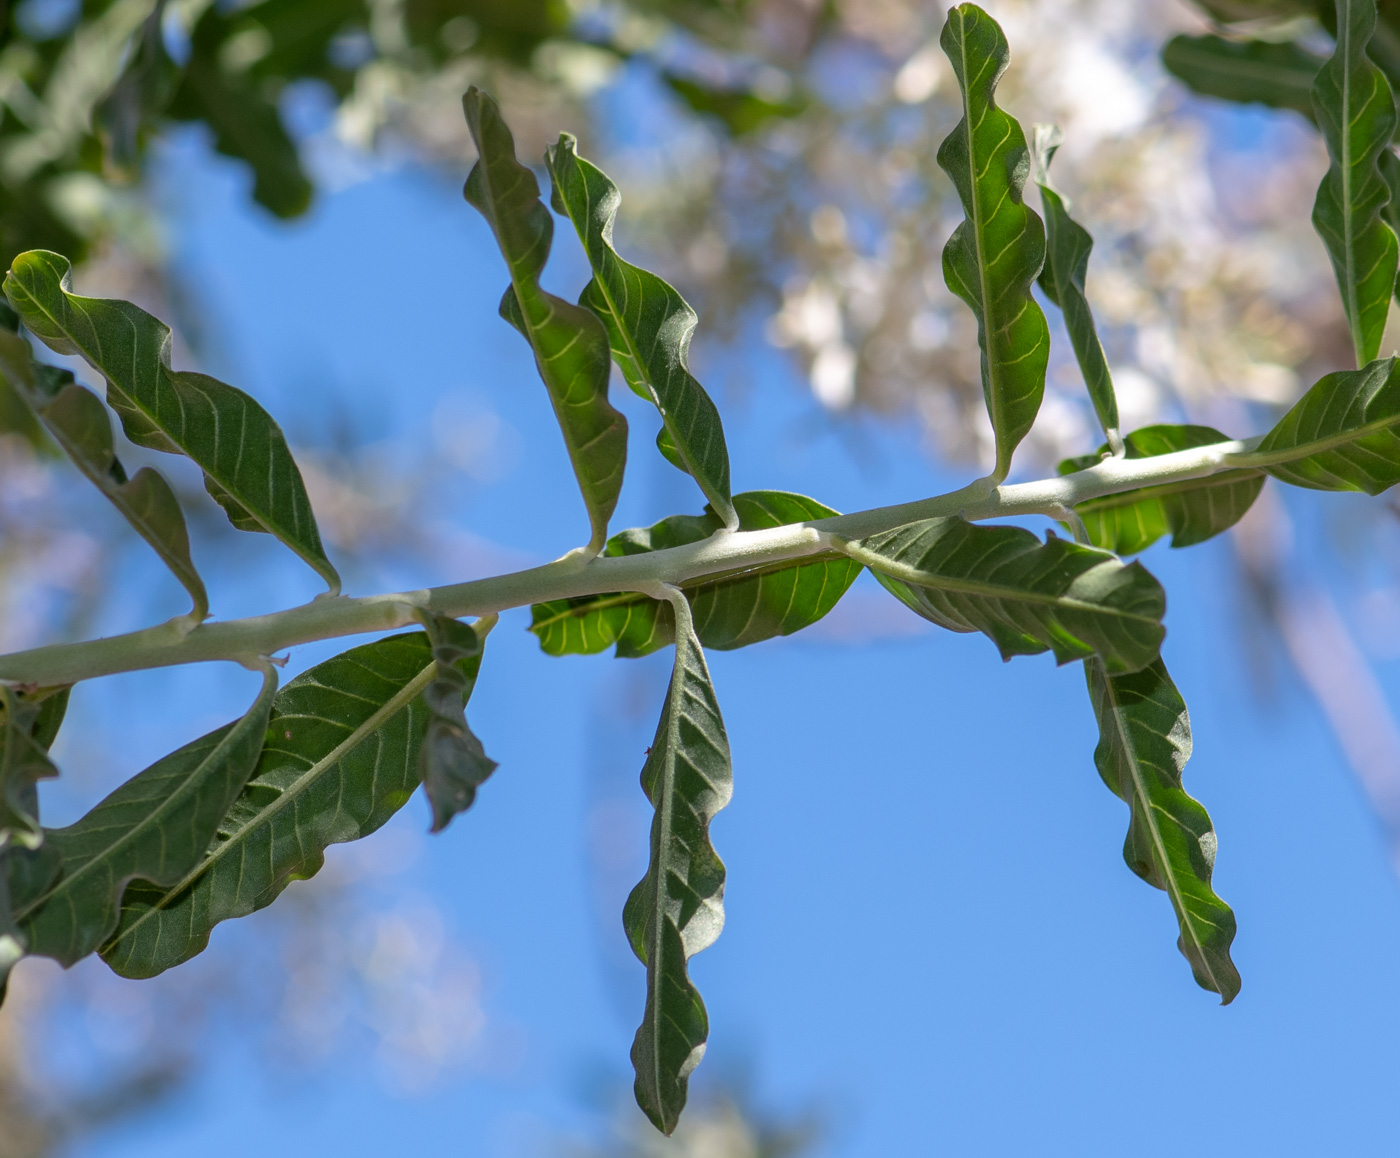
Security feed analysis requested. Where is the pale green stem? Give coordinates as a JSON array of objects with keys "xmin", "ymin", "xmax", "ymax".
[{"xmin": 0, "ymin": 435, "xmax": 1266, "ymax": 687}]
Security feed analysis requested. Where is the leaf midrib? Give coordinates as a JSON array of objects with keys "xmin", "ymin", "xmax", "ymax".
[{"xmin": 102, "ymin": 662, "xmax": 434, "ymax": 948}]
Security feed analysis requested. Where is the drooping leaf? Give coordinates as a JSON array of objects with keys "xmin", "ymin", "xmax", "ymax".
[
  {"xmin": 100, "ymin": 634, "xmax": 436, "ymax": 979},
  {"xmin": 463, "ymin": 88, "xmax": 628, "ymax": 554},
  {"xmin": 530, "ymin": 491, "xmax": 861, "ymax": 657},
  {"xmin": 937, "ymin": 4, "xmax": 1051, "ymax": 483},
  {"xmin": 0, "ymin": 328, "xmax": 208, "ymax": 621},
  {"xmin": 9, "ymin": 667, "xmax": 277, "ymax": 969},
  {"xmin": 1162, "ymin": 34, "xmax": 1323, "ymax": 119},
  {"xmin": 1245, "ymin": 355, "xmax": 1400, "ymax": 491},
  {"xmin": 416, "ymin": 613, "xmax": 498, "ymax": 833},
  {"xmin": 1058, "ymin": 425, "xmax": 1265, "ymax": 555},
  {"xmin": 0, "ymin": 687, "xmax": 66, "ymax": 1002},
  {"xmin": 843, "ymin": 517, "xmax": 1165, "ymax": 674},
  {"xmin": 1032, "ymin": 125, "xmax": 1121, "ymax": 451},
  {"xmin": 1312, "ymin": 0, "xmax": 1399, "ymax": 367},
  {"xmin": 3, "ymin": 251, "xmax": 339, "ymax": 593},
  {"xmin": 546, "ymin": 135, "xmax": 737, "ymax": 527},
  {"xmin": 1086, "ymin": 658, "xmax": 1241, "ymax": 1003},
  {"xmin": 624, "ymin": 589, "xmax": 732, "ymax": 1135}
]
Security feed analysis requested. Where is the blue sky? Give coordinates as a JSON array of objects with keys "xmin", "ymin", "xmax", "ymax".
[{"xmin": 27, "ymin": 114, "xmax": 1400, "ymax": 1157}]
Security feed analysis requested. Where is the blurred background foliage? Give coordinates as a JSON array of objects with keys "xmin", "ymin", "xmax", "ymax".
[{"xmin": 3, "ymin": 0, "xmax": 1400, "ymax": 1153}]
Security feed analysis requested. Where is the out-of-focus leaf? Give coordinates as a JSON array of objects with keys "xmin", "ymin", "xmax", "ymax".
[
  {"xmin": 463, "ymin": 88, "xmax": 628, "ymax": 554},
  {"xmin": 1086, "ymin": 658, "xmax": 1241, "ymax": 1003},
  {"xmin": 95, "ymin": 1, "xmax": 181, "ymax": 172},
  {"xmin": 624, "ymin": 589, "xmax": 732, "ymax": 1135},
  {"xmin": 1312, "ymin": 0, "xmax": 1399, "ymax": 366},
  {"xmin": 416, "ymin": 613, "xmax": 497, "ymax": 833},
  {"xmin": 1246, "ymin": 354, "xmax": 1400, "ymax": 490},
  {"xmin": 547, "ymin": 134, "xmax": 737, "ymax": 527},
  {"xmin": 5, "ymin": 250, "xmax": 339, "ymax": 594},
  {"xmin": 1032, "ymin": 125, "xmax": 1121, "ymax": 450},
  {"xmin": 1162, "ymin": 34, "xmax": 1323, "ymax": 118},
  {"xmin": 166, "ymin": 8, "xmax": 313, "ymax": 218},
  {"xmin": 937, "ymin": 4, "xmax": 1050, "ymax": 483},
  {"xmin": 530, "ymin": 491, "xmax": 861, "ymax": 657},
  {"xmin": 0, "ymin": 329, "xmax": 208, "ymax": 621},
  {"xmin": 12, "ymin": 667, "xmax": 277, "ymax": 969},
  {"xmin": 663, "ymin": 73, "xmax": 807, "ymax": 136},
  {"xmin": 844, "ymin": 517, "xmax": 1165, "ymax": 673},
  {"xmin": 1059, "ymin": 425, "xmax": 1265, "ymax": 555},
  {"xmin": 101, "ymin": 634, "xmax": 436, "ymax": 979}
]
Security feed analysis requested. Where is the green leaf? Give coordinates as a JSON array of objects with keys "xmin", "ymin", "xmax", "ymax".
[
  {"xmin": 1058, "ymin": 425, "xmax": 1266, "ymax": 555},
  {"xmin": 662, "ymin": 73, "xmax": 808, "ymax": 136},
  {"xmin": 843, "ymin": 517, "xmax": 1165, "ymax": 674},
  {"xmin": 530, "ymin": 492, "xmax": 861, "ymax": 657},
  {"xmin": 1246, "ymin": 355, "xmax": 1400, "ymax": 491},
  {"xmin": 0, "ymin": 686, "xmax": 66, "ymax": 1002},
  {"xmin": 1381, "ymin": 147, "xmax": 1400, "ymax": 301},
  {"xmin": 1312, "ymin": 0, "xmax": 1399, "ymax": 367},
  {"xmin": 100, "ymin": 633, "xmax": 436, "ymax": 979},
  {"xmin": 1162, "ymin": 34, "xmax": 1323, "ymax": 119},
  {"xmin": 416, "ymin": 613, "xmax": 498, "ymax": 833},
  {"xmin": 1032, "ymin": 125, "xmax": 1121, "ymax": 451},
  {"xmin": 462, "ymin": 88, "xmax": 628, "ymax": 554},
  {"xmin": 12, "ymin": 666, "xmax": 277, "ymax": 969},
  {"xmin": 166, "ymin": 9, "xmax": 313, "ymax": 219},
  {"xmin": 0, "ymin": 329, "xmax": 209, "ymax": 621},
  {"xmin": 937, "ymin": 4, "xmax": 1051, "ymax": 483},
  {"xmin": 1086, "ymin": 658, "xmax": 1241, "ymax": 1003},
  {"xmin": 624, "ymin": 589, "xmax": 732, "ymax": 1135},
  {"xmin": 546, "ymin": 134, "xmax": 737, "ymax": 528},
  {"xmin": 3, "ymin": 251, "xmax": 340, "ymax": 594}
]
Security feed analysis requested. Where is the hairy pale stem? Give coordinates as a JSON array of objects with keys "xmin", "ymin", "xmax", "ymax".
[{"xmin": 0, "ymin": 437, "xmax": 1264, "ymax": 686}]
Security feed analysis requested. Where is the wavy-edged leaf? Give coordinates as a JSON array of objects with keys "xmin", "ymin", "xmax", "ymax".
[
  {"xmin": 11, "ymin": 666, "xmax": 277, "ymax": 969},
  {"xmin": 100, "ymin": 633, "xmax": 436, "ymax": 979},
  {"xmin": 624, "ymin": 589, "xmax": 732, "ymax": 1135},
  {"xmin": 1032, "ymin": 125, "xmax": 1121, "ymax": 451},
  {"xmin": 1162, "ymin": 34, "xmax": 1323, "ymax": 119},
  {"xmin": 3, "ymin": 251, "xmax": 339, "ymax": 593},
  {"xmin": 843, "ymin": 517, "xmax": 1165, "ymax": 674},
  {"xmin": 416, "ymin": 613, "xmax": 498, "ymax": 833},
  {"xmin": 1059, "ymin": 425, "xmax": 1265, "ymax": 555},
  {"xmin": 0, "ymin": 328, "xmax": 208, "ymax": 621},
  {"xmin": 1312, "ymin": 0, "xmax": 1399, "ymax": 366},
  {"xmin": 463, "ymin": 88, "xmax": 628, "ymax": 554},
  {"xmin": 1086, "ymin": 658, "xmax": 1240, "ymax": 1003},
  {"xmin": 1381, "ymin": 147, "xmax": 1400, "ymax": 301},
  {"xmin": 1246, "ymin": 355, "xmax": 1400, "ymax": 491},
  {"xmin": 530, "ymin": 491, "xmax": 861, "ymax": 657},
  {"xmin": 0, "ymin": 687, "xmax": 66, "ymax": 1001},
  {"xmin": 546, "ymin": 134, "xmax": 737, "ymax": 527},
  {"xmin": 937, "ymin": 4, "xmax": 1050, "ymax": 483}
]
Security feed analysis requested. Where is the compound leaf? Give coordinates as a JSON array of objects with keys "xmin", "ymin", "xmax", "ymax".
[
  {"xmin": 1162, "ymin": 34, "xmax": 1323, "ymax": 119},
  {"xmin": 624, "ymin": 590, "xmax": 732, "ymax": 1134},
  {"xmin": 1033, "ymin": 125, "xmax": 1121, "ymax": 450},
  {"xmin": 844, "ymin": 517, "xmax": 1165, "ymax": 674},
  {"xmin": 1246, "ymin": 355, "xmax": 1400, "ymax": 491},
  {"xmin": 1086, "ymin": 658, "xmax": 1241, "ymax": 1003},
  {"xmin": 100, "ymin": 634, "xmax": 436, "ymax": 979},
  {"xmin": 13, "ymin": 666, "xmax": 277, "ymax": 969},
  {"xmin": 4, "ymin": 251, "xmax": 339, "ymax": 593},
  {"xmin": 463, "ymin": 88, "xmax": 628, "ymax": 554},
  {"xmin": 416, "ymin": 613, "xmax": 497, "ymax": 833},
  {"xmin": 0, "ymin": 328, "xmax": 207, "ymax": 621},
  {"xmin": 1059, "ymin": 425, "xmax": 1265, "ymax": 554},
  {"xmin": 530, "ymin": 492, "xmax": 861, "ymax": 657},
  {"xmin": 1312, "ymin": 0, "xmax": 1399, "ymax": 367},
  {"xmin": 546, "ymin": 134, "xmax": 736, "ymax": 527},
  {"xmin": 937, "ymin": 4, "xmax": 1050, "ymax": 483}
]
